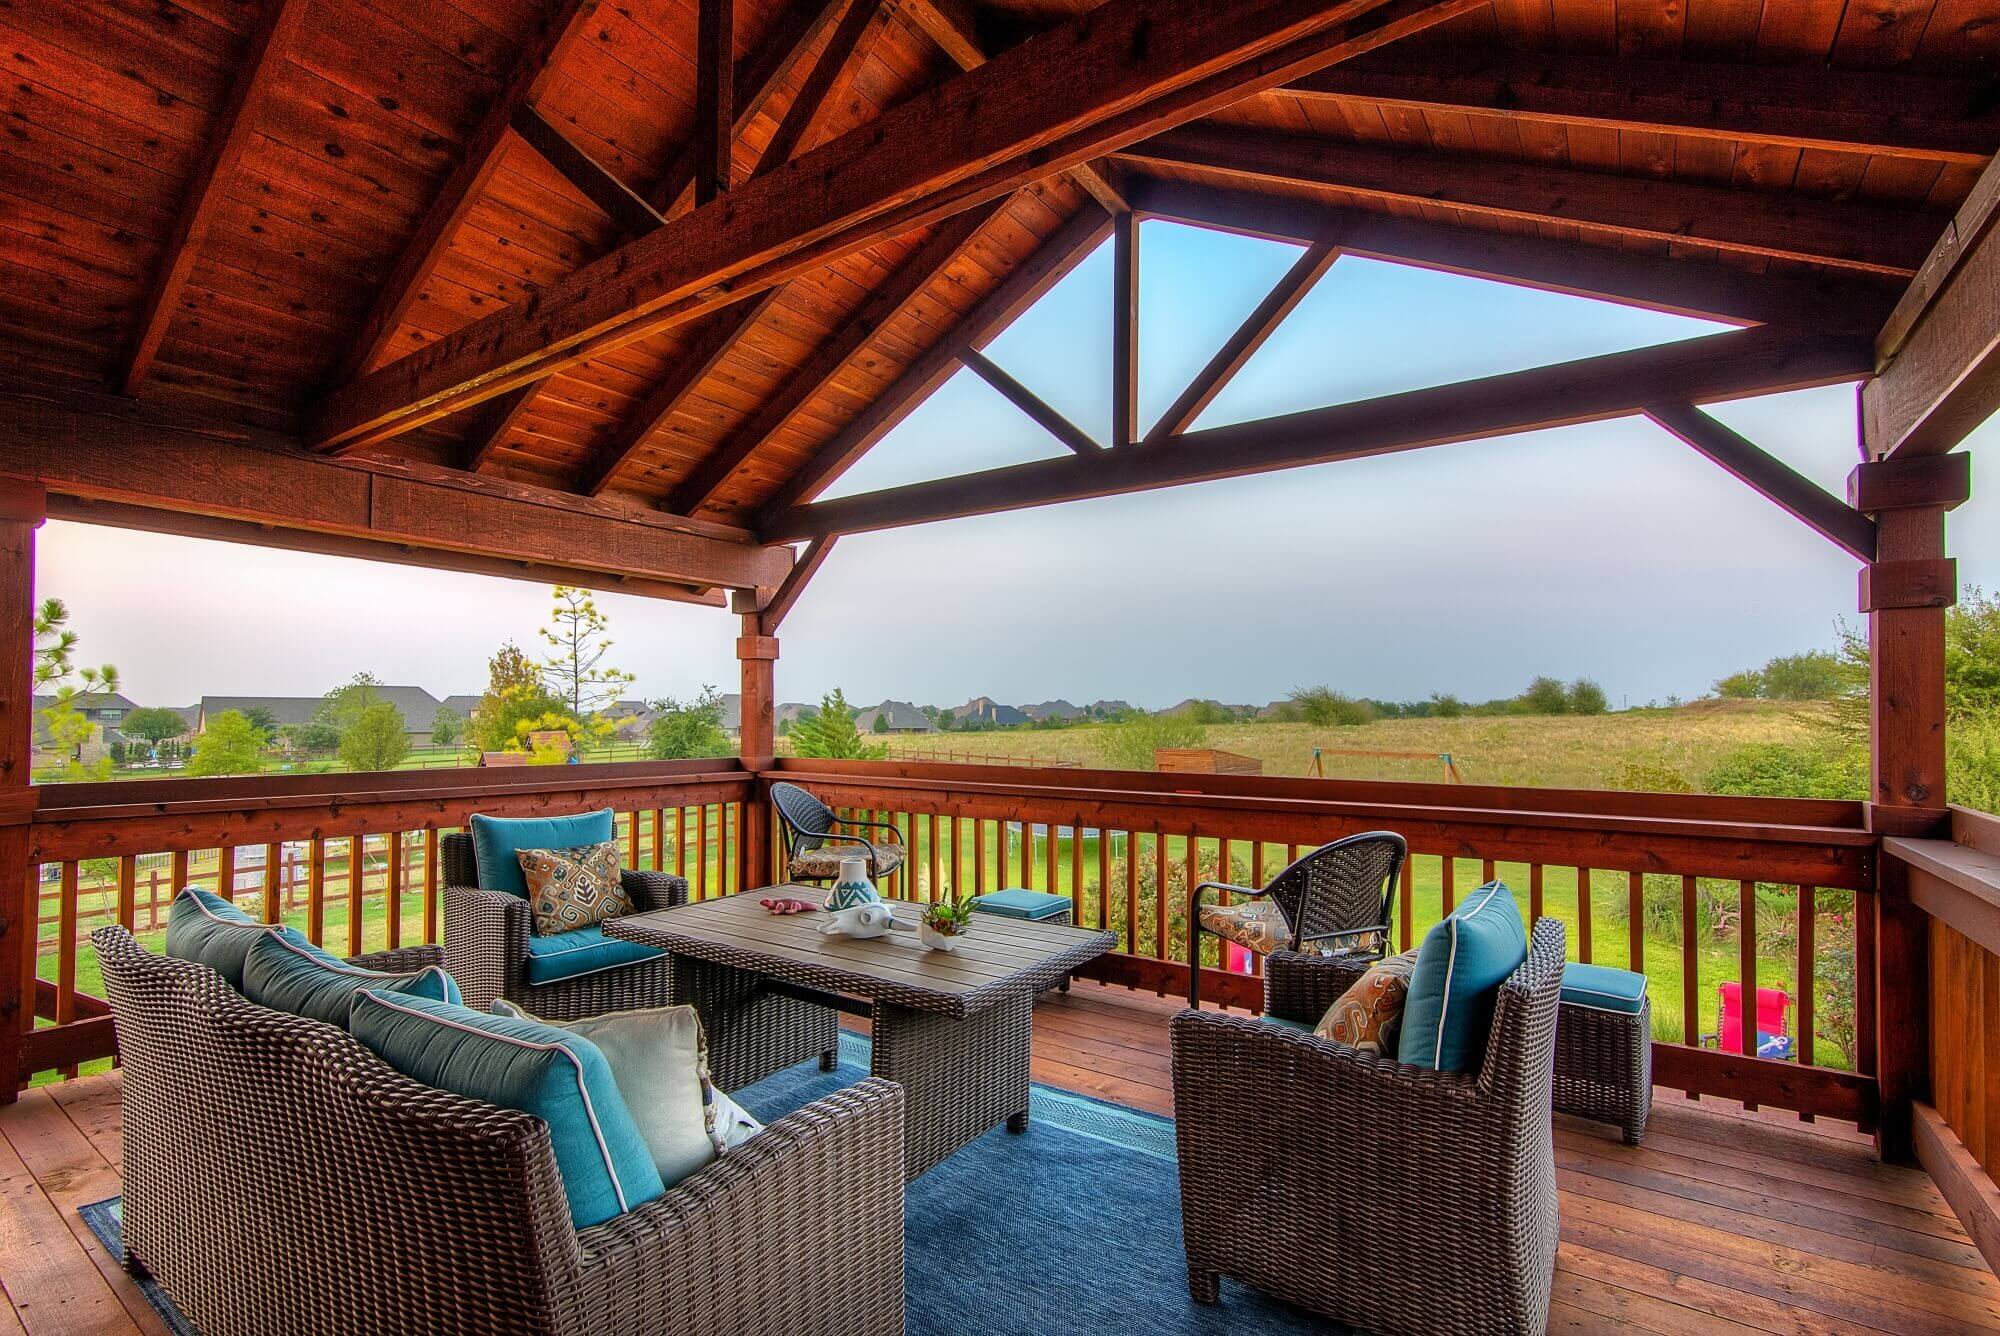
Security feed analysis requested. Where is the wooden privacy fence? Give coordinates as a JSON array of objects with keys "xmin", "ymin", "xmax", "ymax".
[
  {"xmin": 16, "ymin": 760, "xmax": 755, "ymax": 1084},
  {"xmin": 770, "ymin": 758, "xmax": 1881, "ymax": 1124}
]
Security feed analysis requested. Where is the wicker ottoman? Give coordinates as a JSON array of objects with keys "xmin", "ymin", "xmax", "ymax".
[
  {"xmin": 970, "ymin": 890, "xmax": 1074, "ymax": 992},
  {"xmin": 1552, "ymin": 962, "xmax": 1652, "ymax": 1145}
]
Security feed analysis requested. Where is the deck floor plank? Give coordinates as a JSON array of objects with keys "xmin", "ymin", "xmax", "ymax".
[{"xmin": 1, "ymin": 979, "xmax": 1990, "ymax": 1336}]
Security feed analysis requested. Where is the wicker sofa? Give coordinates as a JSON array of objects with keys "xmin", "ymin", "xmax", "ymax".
[
  {"xmin": 94, "ymin": 925, "xmax": 907, "ymax": 1336},
  {"xmin": 1170, "ymin": 918, "xmax": 1567, "ymax": 1336}
]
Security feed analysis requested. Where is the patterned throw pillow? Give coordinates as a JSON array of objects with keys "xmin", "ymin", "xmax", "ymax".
[
  {"xmin": 519, "ymin": 841, "xmax": 632, "ymax": 936},
  {"xmin": 1315, "ymin": 951, "xmax": 1419, "ymax": 1055}
]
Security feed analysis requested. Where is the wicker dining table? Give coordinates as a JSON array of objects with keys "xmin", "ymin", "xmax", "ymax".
[{"xmin": 608, "ymin": 890, "xmax": 1117, "ymax": 1178}]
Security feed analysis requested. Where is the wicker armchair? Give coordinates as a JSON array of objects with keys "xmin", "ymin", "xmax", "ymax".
[
  {"xmin": 1184, "ymin": 831, "xmax": 1405, "ymax": 1008},
  {"xmin": 440, "ymin": 830, "xmax": 683, "ymax": 1019},
  {"xmin": 771, "ymin": 781, "xmax": 906, "ymax": 884},
  {"xmin": 1171, "ymin": 918, "xmax": 1567, "ymax": 1336},
  {"xmin": 94, "ymin": 926, "xmax": 906, "ymax": 1336}
]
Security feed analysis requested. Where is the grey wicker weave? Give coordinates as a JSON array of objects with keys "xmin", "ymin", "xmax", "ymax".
[
  {"xmin": 1171, "ymin": 918, "xmax": 1567, "ymax": 1336},
  {"xmin": 771, "ymin": 781, "xmax": 906, "ymax": 883},
  {"xmin": 439, "ymin": 829, "xmax": 686, "ymax": 1018},
  {"xmin": 94, "ymin": 925, "xmax": 907, "ymax": 1336},
  {"xmin": 1554, "ymin": 994, "xmax": 1653, "ymax": 1144}
]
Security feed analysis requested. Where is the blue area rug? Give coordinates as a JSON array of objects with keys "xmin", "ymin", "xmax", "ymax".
[{"xmin": 81, "ymin": 1029, "xmax": 1338, "ymax": 1335}]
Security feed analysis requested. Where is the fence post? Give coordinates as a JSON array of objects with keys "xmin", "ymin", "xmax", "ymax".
[{"xmin": 0, "ymin": 477, "xmax": 44, "ymax": 1102}]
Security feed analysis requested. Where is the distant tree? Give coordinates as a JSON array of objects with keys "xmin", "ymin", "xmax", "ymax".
[
  {"xmin": 431, "ymin": 707, "xmax": 463, "ymax": 748},
  {"xmin": 1289, "ymin": 685, "xmax": 1375, "ymax": 727},
  {"xmin": 1713, "ymin": 669, "xmax": 1763, "ymax": 699},
  {"xmin": 872, "ymin": 713, "xmax": 890, "ymax": 734},
  {"xmin": 1428, "ymin": 693, "xmax": 1465, "ymax": 718},
  {"xmin": 121, "ymin": 707, "xmax": 188, "ymax": 752},
  {"xmin": 538, "ymin": 585, "xmax": 636, "ymax": 719},
  {"xmin": 776, "ymin": 717, "xmax": 792, "ymax": 737},
  {"xmin": 1095, "ymin": 712, "xmax": 1205, "ymax": 771},
  {"xmin": 790, "ymin": 689, "xmax": 886, "ymax": 760},
  {"xmin": 1566, "ymin": 678, "xmax": 1608, "ymax": 715},
  {"xmin": 280, "ymin": 720, "xmax": 342, "ymax": 754},
  {"xmin": 242, "ymin": 705, "xmax": 279, "ymax": 738},
  {"xmin": 339, "ymin": 701, "xmax": 411, "ymax": 773},
  {"xmin": 1519, "ymin": 676, "xmax": 1571, "ymax": 715},
  {"xmin": 188, "ymin": 710, "xmax": 267, "ymax": 777},
  {"xmin": 646, "ymin": 687, "xmax": 731, "ymax": 759},
  {"xmin": 470, "ymin": 642, "xmax": 565, "ymax": 753},
  {"xmin": 32, "ymin": 597, "xmax": 120, "ymax": 781},
  {"xmin": 316, "ymin": 673, "xmax": 386, "ymax": 740}
]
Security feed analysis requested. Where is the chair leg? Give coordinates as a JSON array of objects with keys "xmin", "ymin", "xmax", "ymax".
[
  {"xmin": 820, "ymin": 1048, "xmax": 839, "ymax": 1072},
  {"xmin": 1187, "ymin": 922, "xmax": 1203, "ymax": 1010},
  {"xmin": 1187, "ymin": 1268, "xmax": 1220, "ymax": 1305}
]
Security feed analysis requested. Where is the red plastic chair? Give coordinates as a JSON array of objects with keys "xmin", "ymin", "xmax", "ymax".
[{"xmin": 1701, "ymin": 982, "xmax": 1794, "ymax": 1060}]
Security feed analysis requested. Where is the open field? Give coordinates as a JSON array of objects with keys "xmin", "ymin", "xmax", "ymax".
[{"xmin": 884, "ymin": 700, "xmax": 1835, "ymax": 790}]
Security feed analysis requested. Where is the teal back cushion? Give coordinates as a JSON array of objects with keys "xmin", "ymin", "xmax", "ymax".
[
  {"xmin": 470, "ymin": 810, "xmax": 616, "ymax": 897},
  {"xmin": 165, "ymin": 888, "xmax": 328, "ymax": 991},
  {"xmin": 349, "ymin": 989, "xmax": 664, "ymax": 1230},
  {"xmin": 1398, "ymin": 881, "xmax": 1528, "ymax": 1073},
  {"xmin": 242, "ymin": 931, "xmax": 461, "ymax": 1028}
]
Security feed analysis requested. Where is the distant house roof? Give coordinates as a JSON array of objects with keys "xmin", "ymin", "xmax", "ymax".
[
  {"xmin": 856, "ymin": 700, "xmax": 937, "ymax": 733},
  {"xmin": 1087, "ymin": 699, "xmax": 1134, "ymax": 716},
  {"xmin": 955, "ymin": 696, "xmax": 1026, "ymax": 726},
  {"xmin": 438, "ymin": 694, "xmax": 481, "ymax": 717},
  {"xmin": 34, "ymin": 691, "xmax": 139, "ymax": 714},
  {"xmin": 200, "ymin": 685, "xmax": 444, "ymax": 732},
  {"xmin": 1021, "ymin": 699, "xmax": 1084, "ymax": 721}
]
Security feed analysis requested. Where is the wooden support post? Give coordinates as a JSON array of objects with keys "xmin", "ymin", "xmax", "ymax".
[
  {"xmin": 1862, "ymin": 476, "xmax": 1954, "ymax": 1160},
  {"xmin": 0, "ymin": 479, "xmax": 42, "ymax": 1101},
  {"xmin": 693, "ymin": 0, "xmax": 735, "ymax": 207},
  {"xmin": 738, "ymin": 618, "xmax": 778, "ymax": 888},
  {"xmin": 1112, "ymin": 209, "xmax": 1139, "ymax": 447}
]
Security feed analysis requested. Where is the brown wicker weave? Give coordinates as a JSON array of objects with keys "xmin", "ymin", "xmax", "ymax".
[
  {"xmin": 1554, "ymin": 995, "xmax": 1653, "ymax": 1145},
  {"xmin": 94, "ymin": 925, "xmax": 907, "ymax": 1336},
  {"xmin": 1171, "ymin": 918, "xmax": 1567, "ymax": 1336},
  {"xmin": 440, "ymin": 830, "xmax": 685, "ymax": 1020}
]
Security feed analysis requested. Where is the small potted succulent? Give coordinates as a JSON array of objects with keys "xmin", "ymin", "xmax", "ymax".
[{"xmin": 918, "ymin": 892, "xmax": 977, "ymax": 952}]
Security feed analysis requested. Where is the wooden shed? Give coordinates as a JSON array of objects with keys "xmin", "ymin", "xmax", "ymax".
[{"xmin": 1156, "ymin": 748, "xmax": 1264, "ymax": 777}]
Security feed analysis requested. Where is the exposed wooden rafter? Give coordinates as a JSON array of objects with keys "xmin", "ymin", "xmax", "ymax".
[
  {"xmin": 962, "ymin": 349, "xmax": 1098, "ymax": 455},
  {"xmin": 1282, "ymin": 50, "xmax": 2000, "ymax": 165},
  {"xmin": 124, "ymin": 0, "xmax": 310, "ymax": 394},
  {"xmin": 1127, "ymin": 177, "xmax": 1900, "ymax": 338},
  {"xmin": 763, "ymin": 326, "xmax": 1873, "ymax": 540},
  {"xmin": 1143, "ymin": 239, "xmax": 1340, "ymax": 444},
  {"xmin": 338, "ymin": 0, "xmax": 599, "ymax": 383},
  {"xmin": 692, "ymin": 0, "xmax": 735, "ymax": 207},
  {"xmin": 1642, "ymin": 402, "xmax": 1878, "ymax": 563},
  {"xmin": 757, "ymin": 206, "xmax": 1117, "ymax": 524},
  {"xmin": 666, "ymin": 197, "xmax": 1010, "ymax": 516},
  {"xmin": 509, "ymin": 106, "xmax": 666, "ymax": 236},
  {"xmin": 754, "ymin": 0, "xmax": 891, "ymax": 178},
  {"xmin": 1117, "ymin": 124, "xmax": 1945, "ymax": 277},
  {"xmin": 462, "ymin": 385, "xmax": 543, "ymax": 473},
  {"xmin": 313, "ymin": 0, "xmax": 1485, "ymax": 453}
]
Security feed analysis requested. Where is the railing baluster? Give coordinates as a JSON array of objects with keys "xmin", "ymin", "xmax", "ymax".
[
  {"xmin": 927, "ymin": 812, "xmax": 940, "ymax": 902},
  {"xmin": 1577, "ymin": 866, "xmax": 1593, "ymax": 962},
  {"xmin": 1097, "ymin": 826, "xmax": 1111, "ymax": 930},
  {"xmin": 1442, "ymin": 853, "xmax": 1455, "ymax": 917},
  {"xmin": 997, "ymin": 816, "xmax": 1010, "ymax": 890},
  {"xmin": 217, "ymin": 845, "xmax": 235, "ymax": 902},
  {"xmin": 976, "ymin": 818, "xmax": 989, "ymax": 893},
  {"xmin": 58, "ymin": 861, "xmax": 78, "ymax": 1078},
  {"xmin": 1628, "ymin": 871, "xmax": 1644, "ymax": 972},
  {"xmin": 1399, "ymin": 857, "xmax": 1415, "ymax": 952},
  {"xmin": 1681, "ymin": 875, "xmax": 1699, "ymax": 1086},
  {"xmin": 1482, "ymin": 857, "xmax": 1496, "ymax": 884},
  {"xmin": 385, "ymin": 832, "xmax": 403, "ymax": 949},
  {"xmin": 308, "ymin": 837, "xmax": 326, "ymax": 946},
  {"xmin": 1738, "ymin": 879, "xmax": 1757, "ymax": 1062},
  {"xmin": 676, "ymin": 807, "xmax": 688, "ymax": 879},
  {"xmin": 696, "ymin": 805, "xmax": 709, "ymax": 900},
  {"xmin": 1154, "ymin": 829, "xmax": 1169, "ymax": 968},
  {"xmin": 653, "ymin": 808, "xmax": 667, "ymax": 871},
  {"xmin": 1797, "ymin": 886, "xmax": 1816, "ymax": 1075},
  {"xmin": 171, "ymin": 849, "xmax": 188, "ymax": 898},
  {"xmin": 348, "ymin": 834, "xmax": 368, "ymax": 957},
  {"xmin": 1069, "ymin": 816, "xmax": 1082, "ymax": 917},
  {"xmin": 264, "ymin": 841, "xmax": 284, "ymax": 926},
  {"xmin": 116, "ymin": 855, "xmax": 137, "ymax": 932},
  {"xmin": 627, "ymin": 809, "xmax": 641, "ymax": 870},
  {"xmin": 424, "ymin": 828, "xmax": 440, "ymax": 944},
  {"xmin": 1046, "ymin": 817, "xmax": 1058, "ymax": 894},
  {"xmin": 1529, "ymin": 863, "xmax": 1545, "ymax": 924}
]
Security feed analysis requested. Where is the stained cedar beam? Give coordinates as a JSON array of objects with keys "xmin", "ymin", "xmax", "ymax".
[
  {"xmin": 124, "ymin": 0, "xmax": 310, "ymax": 394},
  {"xmin": 509, "ymin": 106, "xmax": 665, "ymax": 236},
  {"xmin": 754, "ymin": 0, "xmax": 888, "ymax": 178},
  {"xmin": 763, "ymin": 325, "xmax": 1873, "ymax": 539},
  {"xmin": 693, "ymin": 0, "xmax": 735, "ymax": 206},
  {"xmin": 339, "ymin": 0, "xmax": 598, "ymax": 383},
  {"xmin": 461, "ymin": 385, "xmax": 542, "ymax": 473},
  {"xmin": 1112, "ymin": 210, "xmax": 1139, "ymax": 446},
  {"xmin": 1128, "ymin": 176, "xmax": 1901, "ymax": 338},
  {"xmin": 314, "ymin": 0, "xmax": 1483, "ymax": 452},
  {"xmin": 0, "ymin": 381, "xmax": 792, "ymax": 592},
  {"xmin": 1863, "ymin": 153, "xmax": 2000, "ymax": 459},
  {"xmin": 666, "ymin": 198, "xmax": 1008, "ymax": 516},
  {"xmin": 575, "ymin": 291, "xmax": 786, "ymax": 498},
  {"xmin": 1118, "ymin": 124, "xmax": 1943, "ymax": 276},
  {"xmin": 901, "ymin": 0, "xmax": 1128, "ymax": 213},
  {"xmin": 1283, "ymin": 50, "xmax": 2000, "ymax": 165},
  {"xmin": 1144, "ymin": 239, "xmax": 1339, "ymax": 444},
  {"xmin": 1642, "ymin": 402, "xmax": 1878, "ymax": 564},
  {"xmin": 743, "ymin": 536, "xmax": 840, "ymax": 634},
  {"xmin": 962, "ymin": 349, "xmax": 1099, "ymax": 454},
  {"xmin": 758, "ymin": 206, "xmax": 1116, "ymax": 524},
  {"xmin": 650, "ymin": 0, "xmax": 857, "ymax": 215}
]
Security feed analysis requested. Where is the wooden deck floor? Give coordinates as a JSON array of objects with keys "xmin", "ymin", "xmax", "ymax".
[{"xmin": 3, "ymin": 981, "xmax": 1994, "ymax": 1336}]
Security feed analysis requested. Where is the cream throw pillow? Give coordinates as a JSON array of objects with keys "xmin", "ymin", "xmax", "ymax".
[{"xmin": 490, "ymin": 1000, "xmax": 763, "ymax": 1186}]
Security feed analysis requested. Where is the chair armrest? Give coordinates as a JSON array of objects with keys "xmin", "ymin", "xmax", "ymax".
[
  {"xmin": 573, "ymin": 1078, "xmax": 907, "ymax": 1334},
  {"xmin": 620, "ymin": 868, "xmax": 688, "ymax": 912},
  {"xmin": 442, "ymin": 883, "xmax": 529, "ymax": 1011},
  {"xmin": 1262, "ymin": 949, "xmax": 1371, "ymax": 1025},
  {"xmin": 831, "ymin": 816, "xmax": 905, "ymax": 844},
  {"xmin": 348, "ymin": 944, "xmax": 445, "ymax": 974}
]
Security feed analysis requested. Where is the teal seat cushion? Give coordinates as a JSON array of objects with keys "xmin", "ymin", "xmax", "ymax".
[
  {"xmin": 164, "ymin": 887, "xmax": 328, "ymax": 991},
  {"xmin": 1398, "ymin": 881, "xmax": 1527, "ymax": 1073},
  {"xmin": 349, "ymin": 989, "xmax": 664, "ymax": 1230},
  {"xmin": 242, "ymin": 931, "xmax": 461, "ymax": 1028},
  {"xmin": 524, "ymin": 924, "xmax": 667, "ymax": 986},
  {"xmin": 1560, "ymin": 961, "xmax": 1648, "ymax": 1015},
  {"xmin": 470, "ymin": 810, "xmax": 616, "ymax": 897},
  {"xmin": 1258, "ymin": 1014, "xmax": 1316, "ymax": 1034},
  {"xmin": 970, "ymin": 888, "xmax": 1072, "ymax": 921}
]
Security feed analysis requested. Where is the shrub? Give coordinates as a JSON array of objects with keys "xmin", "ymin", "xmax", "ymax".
[
  {"xmin": 338, "ymin": 701, "xmax": 411, "ymax": 772},
  {"xmin": 1702, "ymin": 741, "xmax": 1863, "ymax": 801},
  {"xmin": 1566, "ymin": 678, "xmax": 1608, "ymax": 715},
  {"xmin": 1101, "ymin": 842, "xmax": 1251, "ymax": 966},
  {"xmin": 188, "ymin": 710, "xmax": 266, "ymax": 777},
  {"xmin": 647, "ymin": 687, "xmax": 732, "ymax": 759},
  {"xmin": 791, "ymin": 689, "xmax": 886, "ymax": 760},
  {"xmin": 1519, "ymin": 676, "xmax": 1571, "ymax": 714},
  {"xmin": 1288, "ymin": 685, "xmax": 1376, "ymax": 727},
  {"xmin": 1094, "ymin": 712, "xmax": 1205, "ymax": 770}
]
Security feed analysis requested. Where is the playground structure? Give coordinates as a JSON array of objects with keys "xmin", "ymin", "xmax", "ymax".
[{"xmin": 1308, "ymin": 745, "xmax": 1464, "ymax": 783}]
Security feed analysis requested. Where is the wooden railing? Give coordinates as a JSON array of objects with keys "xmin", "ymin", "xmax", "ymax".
[
  {"xmin": 16, "ymin": 760, "xmax": 755, "ymax": 1085},
  {"xmin": 770, "ymin": 758, "xmax": 1880, "ymax": 1122},
  {"xmin": 1885, "ymin": 806, "xmax": 2000, "ymax": 1271}
]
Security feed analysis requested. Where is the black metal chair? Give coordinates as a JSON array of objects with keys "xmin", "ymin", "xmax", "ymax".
[
  {"xmin": 1184, "ymin": 830, "xmax": 1406, "ymax": 1009},
  {"xmin": 770, "ymin": 781, "xmax": 907, "ymax": 885}
]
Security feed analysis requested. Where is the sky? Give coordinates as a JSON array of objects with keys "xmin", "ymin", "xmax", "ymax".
[{"xmin": 36, "ymin": 220, "xmax": 1998, "ymax": 714}]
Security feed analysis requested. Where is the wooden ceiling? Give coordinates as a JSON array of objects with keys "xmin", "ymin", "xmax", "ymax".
[{"xmin": 3, "ymin": 0, "xmax": 1997, "ymax": 543}]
